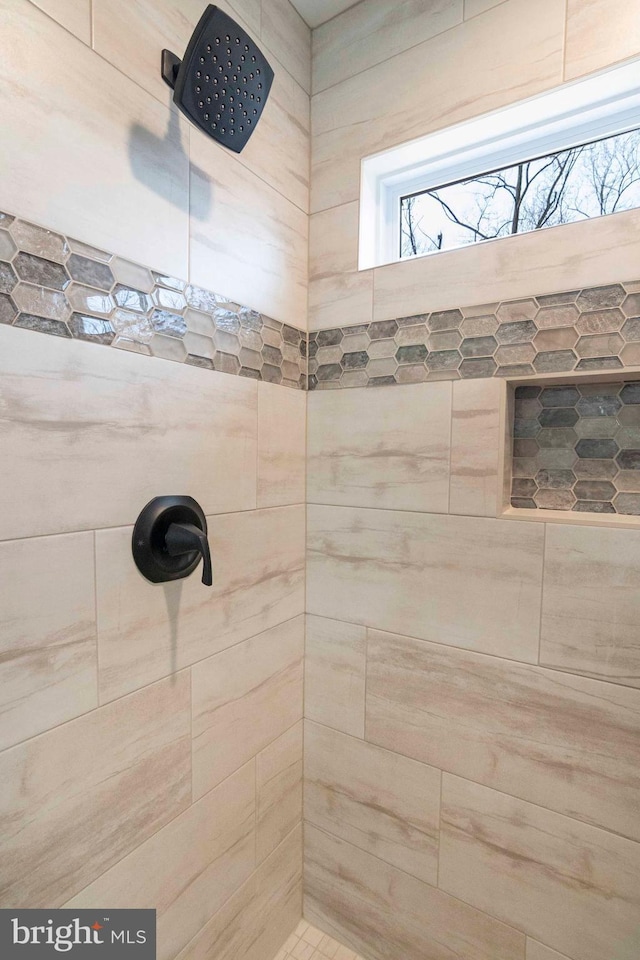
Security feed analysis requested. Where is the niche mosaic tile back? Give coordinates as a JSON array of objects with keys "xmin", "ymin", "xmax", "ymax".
[
  {"xmin": 512, "ymin": 381, "xmax": 640, "ymax": 515},
  {"xmin": 308, "ymin": 282, "xmax": 640, "ymax": 389},
  {"xmin": 0, "ymin": 211, "xmax": 306, "ymax": 389}
]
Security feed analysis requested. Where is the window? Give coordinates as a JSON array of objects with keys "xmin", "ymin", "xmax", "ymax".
[
  {"xmin": 400, "ymin": 127, "xmax": 640, "ymax": 259},
  {"xmin": 359, "ymin": 58, "xmax": 640, "ymax": 269}
]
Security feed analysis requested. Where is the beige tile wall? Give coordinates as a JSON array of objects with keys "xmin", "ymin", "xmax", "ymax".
[
  {"xmin": 306, "ymin": 8, "xmax": 640, "ymax": 952},
  {"xmin": 440, "ymin": 776, "xmax": 640, "ymax": 960},
  {"xmin": 0, "ymin": 275, "xmax": 305, "ymax": 954},
  {"xmin": 309, "ymin": 0, "xmax": 640, "ymax": 330},
  {"xmin": 306, "ymin": 377, "xmax": 640, "ymax": 960},
  {"xmin": 2, "ymin": 3, "xmax": 308, "ymax": 957},
  {"xmin": 6, "ymin": 5, "xmax": 640, "ymax": 960},
  {"xmin": 307, "ymin": 503, "xmax": 545, "ymax": 662},
  {"xmin": 305, "ymin": 824, "xmax": 526, "ymax": 960},
  {"xmin": 10, "ymin": 0, "xmax": 309, "ymax": 328},
  {"xmin": 307, "ymin": 382, "xmax": 452, "ymax": 512}
]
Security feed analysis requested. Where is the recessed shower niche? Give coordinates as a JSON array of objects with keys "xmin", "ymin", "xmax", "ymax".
[{"xmin": 509, "ymin": 377, "xmax": 640, "ymax": 517}]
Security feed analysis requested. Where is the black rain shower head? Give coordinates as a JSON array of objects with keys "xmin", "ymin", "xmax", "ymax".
[{"xmin": 161, "ymin": 5, "xmax": 274, "ymax": 154}]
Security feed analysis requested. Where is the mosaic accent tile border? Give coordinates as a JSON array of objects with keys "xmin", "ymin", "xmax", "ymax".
[
  {"xmin": 512, "ymin": 381, "xmax": 640, "ymax": 515},
  {"xmin": 0, "ymin": 211, "xmax": 306, "ymax": 389},
  {"xmin": 4, "ymin": 208, "xmax": 640, "ymax": 404},
  {"xmin": 308, "ymin": 282, "xmax": 640, "ymax": 390}
]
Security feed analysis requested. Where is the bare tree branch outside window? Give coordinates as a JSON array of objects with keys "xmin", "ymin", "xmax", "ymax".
[{"xmin": 400, "ymin": 128, "xmax": 640, "ymax": 259}]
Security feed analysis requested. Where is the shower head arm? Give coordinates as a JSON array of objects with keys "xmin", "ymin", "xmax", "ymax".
[{"xmin": 161, "ymin": 50, "xmax": 181, "ymax": 90}]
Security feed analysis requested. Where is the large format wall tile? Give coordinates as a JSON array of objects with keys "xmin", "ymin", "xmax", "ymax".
[
  {"xmin": 541, "ymin": 524, "xmax": 640, "ymax": 687},
  {"xmin": 257, "ymin": 721, "xmax": 303, "ymax": 863},
  {"xmin": 261, "ymin": 0, "xmax": 311, "ymax": 94},
  {"xmin": 304, "ymin": 615, "xmax": 366, "ymax": 738},
  {"xmin": 565, "ymin": 0, "xmax": 640, "ymax": 80},
  {"xmin": 304, "ymin": 825, "xmax": 526, "ymax": 960},
  {"xmin": 307, "ymin": 382, "xmax": 451, "ymax": 512},
  {"xmin": 66, "ymin": 763, "xmax": 256, "ymax": 960},
  {"xmin": 464, "ymin": 0, "xmax": 506, "ymax": 17},
  {"xmin": 258, "ymin": 382, "xmax": 306, "ymax": 508},
  {"xmin": 367, "ymin": 630, "xmax": 640, "ymax": 842},
  {"xmin": 450, "ymin": 378, "xmax": 503, "ymax": 517},
  {"xmin": 0, "ymin": 532, "xmax": 97, "ymax": 751},
  {"xmin": 307, "ymin": 506, "xmax": 544, "ymax": 662},
  {"xmin": 309, "ymin": 268, "xmax": 374, "ymax": 332},
  {"xmin": 31, "ymin": 0, "xmax": 91, "ymax": 42},
  {"xmin": 97, "ymin": 505, "xmax": 305, "ymax": 702},
  {"xmin": 92, "ymin": 0, "xmax": 259, "ymax": 110},
  {"xmin": 312, "ymin": 0, "xmax": 464, "ymax": 94},
  {"xmin": 192, "ymin": 616, "xmax": 304, "ymax": 798},
  {"xmin": 304, "ymin": 721, "xmax": 440, "ymax": 884},
  {"xmin": 0, "ymin": 672, "xmax": 191, "ymax": 907},
  {"xmin": 0, "ymin": 327, "xmax": 257, "ymax": 541},
  {"xmin": 440, "ymin": 775, "xmax": 640, "ymax": 960},
  {"xmin": 190, "ymin": 139, "xmax": 308, "ymax": 329},
  {"xmin": 309, "ymin": 201, "xmax": 373, "ymax": 331},
  {"xmin": 526, "ymin": 942, "xmax": 574, "ymax": 960},
  {"xmin": 2, "ymin": 1, "xmax": 189, "ymax": 278},
  {"xmin": 309, "ymin": 201, "xmax": 360, "ymax": 278},
  {"xmin": 237, "ymin": 50, "xmax": 310, "ymax": 213},
  {"xmin": 175, "ymin": 825, "xmax": 302, "ymax": 960},
  {"xmin": 311, "ymin": 0, "xmax": 564, "ymax": 212},
  {"xmin": 373, "ymin": 209, "xmax": 640, "ymax": 322}
]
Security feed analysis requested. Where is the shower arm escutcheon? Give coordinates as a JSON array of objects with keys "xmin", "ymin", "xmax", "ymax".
[{"xmin": 132, "ymin": 496, "xmax": 213, "ymax": 587}]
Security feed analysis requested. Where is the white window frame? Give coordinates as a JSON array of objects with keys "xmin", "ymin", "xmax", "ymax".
[{"xmin": 359, "ymin": 58, "xmax": 640, "ymax": 270}]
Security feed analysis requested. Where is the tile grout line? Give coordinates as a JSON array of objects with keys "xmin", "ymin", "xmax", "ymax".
[
  {"xmin": 538, "ymin": 522, "xmax": 548, "ymax": 665},
  {"xmin": 561, "ymin": 0, "xmax": 569, "ymax": 83},
  {"xmin": 253, "ymin": 755, "xmax": 258, "ymax": 868},
  {"xmin": 189, "ymin": 665, "xmax": 194, "ymax": 807},
  {"xmin": 447, "ymin": 379, "xmax": 455, "ymax": 515},
  {"xmin": 91, "ymin": 529, "xmax": 100, "ymax": 706},
  {"xmin": 436, "ymin": 766, "xmax": 443, "ymax": 890},
  {"xmin": 363, "ymin": 627, "xmax": 369, "ymax": 741}
]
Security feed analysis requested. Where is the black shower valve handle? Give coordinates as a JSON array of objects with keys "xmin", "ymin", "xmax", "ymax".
[
  {"xmin": 165, "ymin": 522, "xmax": 213, "ymax": 586},
  {"xmin": 131, "ymin": 495, "xmax": 213, "ymax": 586}
]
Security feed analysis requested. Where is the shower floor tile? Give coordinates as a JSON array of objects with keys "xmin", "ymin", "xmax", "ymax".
[{"xmin": 273, "ymin": 920, "xmax": 367, "ymax": 960}]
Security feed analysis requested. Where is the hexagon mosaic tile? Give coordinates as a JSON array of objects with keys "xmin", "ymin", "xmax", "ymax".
[
  {"xmin": 0, "ymin": 211, "xmax": 306, "ymax": 390},
  {"xmin": 4, "ymin": 209, "xmax": 640, "ymax": 408},
  {"xmin": 512, "ymin": 381, "xmax": 640, "ymax": 515},
  {"xmin": 308, "ymin": 283, "xmax": 640, "ymax": 390}
]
